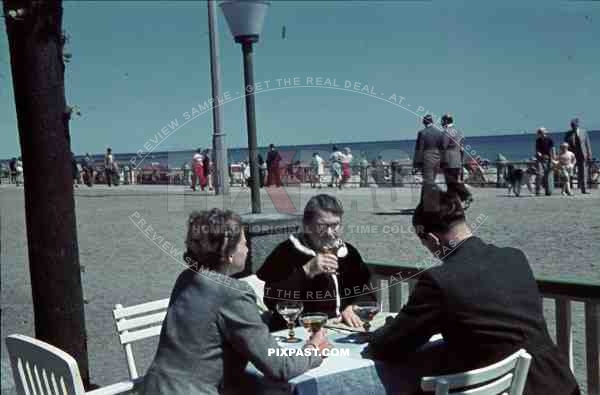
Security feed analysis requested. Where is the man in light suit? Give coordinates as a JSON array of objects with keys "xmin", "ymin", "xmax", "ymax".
[
  {"xmin": 413, "ymin": 114, "xmax": 444, "ymax": 211},
  {"xmin": 564, "ymin": 118, "xmax": 593, "ymax": 194},
  {"xmin": 440, "ymin": 113, "xmax": 472, "ymax": 206}
]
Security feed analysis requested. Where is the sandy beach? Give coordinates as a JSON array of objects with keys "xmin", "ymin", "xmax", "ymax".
[{"xmin": 1, "ymin": 184, "xmax": 598, "ymax": 393}]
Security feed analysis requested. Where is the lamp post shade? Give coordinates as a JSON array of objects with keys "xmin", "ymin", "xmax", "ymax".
[{"xmin": 220, "ymin": 0, "xmax": 269, "ymax": 43}]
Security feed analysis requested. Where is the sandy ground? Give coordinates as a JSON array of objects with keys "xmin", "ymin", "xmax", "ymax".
[{"xmin": 1, "ymin": 183, "xmax": 599, "ymax": 393}]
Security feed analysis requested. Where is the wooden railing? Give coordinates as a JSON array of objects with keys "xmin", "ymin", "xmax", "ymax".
[{"xmin": 365, "ymin": 260, "xmax": 600, "ymax": 395}]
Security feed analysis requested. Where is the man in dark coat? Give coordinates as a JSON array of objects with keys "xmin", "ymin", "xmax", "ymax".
[
  {"xmin": 364, "ymin": 192, "xmax": 580, "ymax": 395},
  {"xmin": 257, "ymin": 194, "xmax": 376, "ymax": 331},
  {"xmin": 440, "ymin": 113, "xmax": 472, "ymax": 206},
  {"xmin": 266, "ymin": 144, "xmax": 283, "ymax": 187},
  {"xmin": 535, "ymin": 127, "xmax": 555, "ymax": 196},
  {"xmin": 564, "ymin": 118, "xmax": 593, "ymax": 194},
  {"xmin": 413, "ymin": 114, "xmax": 444, "ymax": 211}
]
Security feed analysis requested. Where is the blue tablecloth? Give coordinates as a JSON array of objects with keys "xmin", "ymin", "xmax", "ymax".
[{"xmin": 246, "ymin": 318, "xmax": 444, "ymax": 395}]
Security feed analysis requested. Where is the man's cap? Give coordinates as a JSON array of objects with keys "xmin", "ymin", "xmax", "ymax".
[
  {"xmin": 423, "ymin": 114, "xmax": 434, "ymax": 124},
  {"xmin": 571, "ymin": 118, "xmax": 579, "ymax": 127},
  {"xmin": 441, "ymin": 113, "xmax": 453, "ymax": 124}
]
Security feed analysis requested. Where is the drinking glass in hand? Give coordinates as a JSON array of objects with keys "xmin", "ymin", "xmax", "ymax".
[
  {"xmin": 276, "ymin": 301, "xmax": 304, "ymax": 343},
  {"xmin": 300, "ymin": 313, "xmax": 329, "ymax": 335},
  {"xmin": 353, "ymin": 301, "xmax": 380, "ymax": 333}
]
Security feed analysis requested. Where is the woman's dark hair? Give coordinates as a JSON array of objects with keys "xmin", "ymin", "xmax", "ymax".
[
  {"xmin": 184, "ymin": 209, "xmax": 243, "ymax": 270},
  {"xmin": 303, "ymin": 194, "xmax": 344, "ymax": 224},
  {"xmin": 412, "ymin": 191, "xmax": 465, "ymax": 235}
]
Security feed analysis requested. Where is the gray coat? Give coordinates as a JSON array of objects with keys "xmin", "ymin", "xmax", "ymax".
[
  {"xmin": 564, "ymin": 128, "xmax": 593, "ymax": 161},
  {"xmin": 142, "ymin": 269, "xmax": 322, "ymax": 395},
  {"xmin": 413, "ymin": 125, "xmax": 444, "ymax": 169},
  {"xmin": 441, "ymin": 126, "xmax": 464, "ymax": 169}
]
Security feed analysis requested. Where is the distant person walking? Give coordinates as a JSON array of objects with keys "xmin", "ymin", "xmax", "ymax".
[
  {"xmin": 9, "ymin": 157, "xmax": 17, "ymax": 184},
  {"xmin": 310, "ymin": 152, "xmax": 324, "ymax": 188},
  {"xmin": 564, "ymin": 118, "xmax": 593, "ymax": 194},
  {"xmin": 104, "ymin": 147, "xmax": 117, "ymax": 187},
  {"xmin": 257, "ymin": 154, "xmax": 267, "ymax": 187},
  {"xmin": 340, "ymin": 147, "xmax": 353, "ymax": 188},
  {"xmin": 441, "ymin": 113, "xmax": 472, "ymax": 206},
  {"xmin": 71, "ymin": 152, "xmax": 81, "ymax": 188},
  {"xmin": 202, "ymin": 149, "xmax": 212, "ymax": 191},
  {"xmin": 535, "ymin": 128, "xmax": 555, "ymax": 196},
  {"xmin": 191, "ymin": 148, "xmax": 206, "ymax": 192},
  {"xmin": 413, "ymin": 114, "xmax": 444, "ymax": 210},
  {"xmin": 266, "ymin": 144, "xmax": 282, "ymax": 187},
  {"xmin": 82, "ymin": 153, "xmax": 95, "ymax": 187},
  {"xmin": 558, "ymin": 142, "xmax": 576, "ymax": 196},
  {"xmin": 329, "ymin": 146, "xmax": 343, "ymax": 188}
]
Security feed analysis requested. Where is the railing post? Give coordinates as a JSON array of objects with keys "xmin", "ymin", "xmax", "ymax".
[
  {"xmin": 585, "ymin": 302, "xmax": 600, "ymax": 395},
  {"xmin": 389, "ymin": 280, "xmax": 403, "ymax": 312},
  {"xmin": 555, "ymin": 298, "xmax": 574, "ymax": 371},
  {"xmin": 372, "ymin": 274, "xmax": 386, "ymax": 312}
]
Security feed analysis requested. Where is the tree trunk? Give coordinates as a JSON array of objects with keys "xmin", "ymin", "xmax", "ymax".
[{"xmin": 3, "ymin": 0, "xmax": 91, "ymax": 387}]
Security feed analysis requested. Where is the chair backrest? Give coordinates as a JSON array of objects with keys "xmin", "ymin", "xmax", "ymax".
[
  {"xmin": 112, "ymin": 298, "xmax": 169, "ymax": 380},
  {"xmin": 420, "ymin": 349, "xmax": 532, "ymax": 395},
  {"xmin": 6, "ymin": 334, "xmax": 86, "ymax": 395},
  {"xmin": 112, "ymin": 275, "xmax": 267, "ymax": 380}
]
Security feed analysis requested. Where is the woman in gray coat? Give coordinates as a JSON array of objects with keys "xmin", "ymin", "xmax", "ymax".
[{"xmin": 142, "ymin": 209, "xmax": 327, "ymax": 395}]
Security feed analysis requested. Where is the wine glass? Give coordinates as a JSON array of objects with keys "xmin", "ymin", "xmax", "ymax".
[
  {"xmin": 300, "ymin": 312, "xmax": 329, "ymax": 335},
  {"xmin": 276, "ymin": 301, "xmax": 304, "ymax": 343},
  {"xmin": 353, "ymin": 301, "xmax": 380, "ymax": 333},
  {"xmin": 320, "ymin": 239, "xmax": 343, "ymax": 275}
]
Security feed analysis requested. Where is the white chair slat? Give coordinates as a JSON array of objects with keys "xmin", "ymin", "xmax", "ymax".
[
  {"xmin": 113, "ymin": 298, "xmax": 169, "ymax": 320},
  {"xmin": 112, "ymin": 298, "xmax": 169, "ymax": 320},
  {"xmin": 115, "ymin": 311, "xmax": 166, "ymax": 332},
  {"xmin": 452, "ymin": 373, "xmax": 513, "ymax": 395},
  {"xmin": 421, "ymin": 349, "xmax": 532, "ymax": 395},
  {"xmin": 421, "ymin": 350, "xmax": 522, "ymax": 390},
  {"xmin": 119, "ymin": 325, "xmax": 163, "ymax": 345}
]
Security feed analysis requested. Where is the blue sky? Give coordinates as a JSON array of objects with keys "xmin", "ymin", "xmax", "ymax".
[{"xmin": 1, "ymin": 0, "xmax": 599, "ymax": 158}]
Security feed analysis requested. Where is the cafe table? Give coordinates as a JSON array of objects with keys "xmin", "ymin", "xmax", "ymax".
[{"xmin": 245, "ymin": 313, "xmax": 444, "ymax": 395}]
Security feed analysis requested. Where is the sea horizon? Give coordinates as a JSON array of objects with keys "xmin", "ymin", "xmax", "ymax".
[{"xmin": 2, "ymin": 130, "xmax": 599, "ymax": 169}]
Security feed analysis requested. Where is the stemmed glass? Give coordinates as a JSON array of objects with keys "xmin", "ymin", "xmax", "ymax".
[
  {"xmin": 276, "ymin": 301, "xmax": 304, "ymax": 343},
  {"xmin": 353, "ymin": 301, "xmax": 380, "ymax": 333},
  {"xmin": 300, "ymin": 312, "xmax": 329, "ymax": 335}
]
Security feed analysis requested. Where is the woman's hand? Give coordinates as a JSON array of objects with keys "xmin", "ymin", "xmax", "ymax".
[{"xmin": 306, "ymin": 328, "xmax": 332, "ymax": 357}]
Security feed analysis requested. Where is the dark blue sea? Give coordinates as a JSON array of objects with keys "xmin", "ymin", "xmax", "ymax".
[
  {"xmin": 116, "ymin": 130, "xmax": 600, "ymax": 169},
  {"xmin": 3, "ymin": 131, "xmax": 599, "ymax": 169}
]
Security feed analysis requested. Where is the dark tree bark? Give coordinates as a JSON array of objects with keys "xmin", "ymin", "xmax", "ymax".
[{"xmin": 3, "ymin": 0, "xmax": 91, "ymax": 387}]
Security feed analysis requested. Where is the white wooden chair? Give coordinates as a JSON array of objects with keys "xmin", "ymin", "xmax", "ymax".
[
  {"xmin": 6, "ymin": 334, "xmax": 138, "ymax": 395},
  {"xmin": 420, "ymin": 349, "xmax": 532, "ymax": 395},
  {"xmin": 112, "ymin": 274, "xmax": 267, "ymax": 380},
  {"xmin": 112, "ymin": 298, "xmax": 169, "ymax": 380}
]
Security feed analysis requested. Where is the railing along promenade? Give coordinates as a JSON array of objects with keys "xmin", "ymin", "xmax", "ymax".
[
  {"xmin": 366, "ymin": 260, "xmax": 600, "ymax": 395},
  {"xmin": 33, "ymin": 159, "xmax": 596, "ymax": 189}
]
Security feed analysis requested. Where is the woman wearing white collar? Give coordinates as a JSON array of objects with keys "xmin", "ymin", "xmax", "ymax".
[{"xmin": 257, "ymin": 194, "xmax": 376, "ymax": 330}]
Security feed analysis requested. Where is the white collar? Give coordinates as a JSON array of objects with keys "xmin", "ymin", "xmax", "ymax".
[{"xmin": 289, "ymin": 234, "xmax": 348, "ymax": 258}]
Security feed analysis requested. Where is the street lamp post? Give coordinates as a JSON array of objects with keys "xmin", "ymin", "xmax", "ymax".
[
  {"xmin": 207, "ymin": 0, "xmax": 228, "ymax": 196},
  {"xmin": 220, "ymin": 0, "xmax": 269, "ymax": 214}
]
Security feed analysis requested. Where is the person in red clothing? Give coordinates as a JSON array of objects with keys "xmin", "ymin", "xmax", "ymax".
[{"xmin": 191, "ymin": 148, "xmax": 206, "ymax": 192}]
